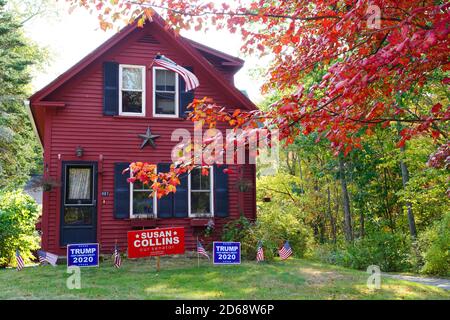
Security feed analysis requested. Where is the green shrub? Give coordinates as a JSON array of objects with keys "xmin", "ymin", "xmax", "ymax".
[
  {"xmin": 0, "ymin": 190, "xmax": 40, "ymax": 267},
  {"xmin": 256, "ymin": 205, "xmax": 312, "ymax": 259},
  {"xmin": 312, "ymin": 232, "xmax": 412, "ymax": 272},
  {"xmin": 222, "ymin": 206, "xmax": 312, "ymax": 261},
  {"xmin": 222, "ymin": 216, "xmax": 259, "ymax": 260},
  {"xmin": 418, "ymin": 212, "xmax": 450, "ymax": 276}
]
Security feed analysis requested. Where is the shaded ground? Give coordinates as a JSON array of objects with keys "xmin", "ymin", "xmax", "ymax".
[{"xmin": 0, "ymin": 258, "xmax": 448, "ymax": 300}]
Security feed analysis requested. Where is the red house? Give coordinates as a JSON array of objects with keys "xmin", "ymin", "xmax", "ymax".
[{"xmin": 28, "ymin": 15, "xmax": 256, "ymax": 255}]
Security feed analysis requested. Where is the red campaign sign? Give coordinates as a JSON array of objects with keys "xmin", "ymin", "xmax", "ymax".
[{"xmin": 127, "ymin": 227, "xmax": 185, "ymax": 258}]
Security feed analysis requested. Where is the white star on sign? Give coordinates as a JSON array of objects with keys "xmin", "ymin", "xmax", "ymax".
[
  {"xmin": 174, "ymin": 231, "xmax": 177, "ymax": 235},
  {"xmin": 136, "ymin": 234, "xmax": 140, "ymax": 239}
]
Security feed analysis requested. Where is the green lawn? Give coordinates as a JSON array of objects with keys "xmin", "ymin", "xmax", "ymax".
[{"xmin": 0, "ymin": 257, "xmax": 448, "ymax": 300}]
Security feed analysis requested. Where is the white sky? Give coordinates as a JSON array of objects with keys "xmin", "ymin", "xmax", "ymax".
[{"xmin": 23, "ymin": 1, "xmax": 267, "ymax": 103}]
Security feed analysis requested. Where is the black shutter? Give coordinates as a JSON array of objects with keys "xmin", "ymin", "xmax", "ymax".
[
  {"xmin": 214, "ymin": 165, "xmax": 229, "ymax": 217},
  {"xmin": 173, "ymin": 172, "xmax": 189, "ymax": 218},
  {"xmin": 114, "ymin": 162, "xmax": 130, "ymax": 219},
  {"xmin": 157, "ymin": 163, "xmax": 174, "ymax": 218},
  {"xmin": 178, "ymin": 66, "xmax": 194, "ymax": 118},
  {"xmin": 103, "ymin": 61, "xmax": 119, "ymax": 116}
]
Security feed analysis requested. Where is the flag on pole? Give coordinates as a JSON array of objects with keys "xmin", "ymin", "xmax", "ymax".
[
  {"xmin": 279, "ymin": 241, "xmax": 293, "ymax": 260},
  {"xmin": 113, "ymin": 244, "xmax": 122, "ymax": 268},
  {"xmin": 197, "ymin": 241, "xmax": 210, "ymax": 259},
  {"xmin": 256, "ymin": 241, "xmax": 264, "ymax": 262},
  {"xmin": 153, "ymin": 54, "xmax": 200, "ymax": 91},
  {"xmin": 37, "ymin": 250, "xmax": 58, "ymax": 266},
  {"xmin": 15, "ymin": 250, "xmax": 25, "ymax": 271}
]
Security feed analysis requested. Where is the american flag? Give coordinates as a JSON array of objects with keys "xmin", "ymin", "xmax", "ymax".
[
  {"xmin": 197, "ymin": 241, "xmax": 209, "ymax": 259},
  {"xmin": 15, "ymin": 250, "xmax": 25, "ymax": 271},
  {"xmin": 153, "ymin": 54, "xmax": 200, "ymax": 91},
  {"xmin": 37, "ymin": 250, "xmax": 58, "ymax": 266},
  {"xmin": 279, "ymin": 241, "xmax": 293, "ymax": 260},
  {"xmin": 256, "ymin": 241, "xmax": 264, "ymax": 262},
  {"xmin": 113, "ymin": 244, "xmax": 122, "ymax": 268}
]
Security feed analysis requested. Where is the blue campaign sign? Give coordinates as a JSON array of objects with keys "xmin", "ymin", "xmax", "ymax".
[
  {"xmin": 67, "ymin": 243, "xmax": 99, "ymax": 267},
  {"xmin": 213, "ymin": 242, "xmax": 241, "ymax": 265}
]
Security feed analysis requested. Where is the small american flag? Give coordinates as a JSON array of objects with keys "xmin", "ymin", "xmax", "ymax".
[
  {"xmin": 154, "ymin": 54, "xmax": 200, "ymax": 91},
  {"xmin": 197, "ymin": 241, "xmax": 210, "ymax": 259},
  {"xmin": 113, "ymin": 244, "xmax": 122, "ymax": 268},
  {"xmin": 279, "ymin": 241, "xmax": 293, "ymax": 260},
  {"xmin": 15, "ymin": 250, "xmax": 25, "ymax": 271},
  {"xmin": 37, "ymin": 250, "xmax": 58, "ymax": 266},
  {"xmin": 256, "ymin": 241, "xmax": 264, "ymax": 262}
]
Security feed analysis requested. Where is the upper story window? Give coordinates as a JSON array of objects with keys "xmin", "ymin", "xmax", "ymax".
[
  {"xmin": 189, "ymin": 167, "xmax": 214, "ymax": 217},
  {"xmin": 153, "ymin": 67, "xmax": 179, "ymax": 118},
  {"xmin": 119, "ymin": 65, "xmax": 146, "ymax": 116}
]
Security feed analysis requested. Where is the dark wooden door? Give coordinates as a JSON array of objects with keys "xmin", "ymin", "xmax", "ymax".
[{"xmin": 60, "ymin": 162, "xmax": 97, "ymax": 245}]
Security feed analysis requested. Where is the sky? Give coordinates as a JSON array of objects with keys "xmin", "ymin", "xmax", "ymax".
[{"xmin": 23, "ymin": 1, "xmax": 267, "ymax": 103}]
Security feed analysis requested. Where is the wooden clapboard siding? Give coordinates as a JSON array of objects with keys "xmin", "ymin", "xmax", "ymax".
[{"xmin": 35, "ymin": 20, "xmax": 256, "ymax": 255}]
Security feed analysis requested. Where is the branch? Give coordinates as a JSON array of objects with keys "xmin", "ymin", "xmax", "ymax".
[{"xmin": 132, "ymin": 1, "xmax": 341, "ymax": 21}]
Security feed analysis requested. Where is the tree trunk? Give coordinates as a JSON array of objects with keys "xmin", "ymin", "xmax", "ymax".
[
  {"xmin": 359, "ymin": 209, "xmax": 365, "ymax": 238},
  {"xmin": 400, "ymin": 147, "xmax": 417, "ymax": 238},
  {"xmin": 298, "ymin": 156, "xmax": 304, "ymax": 193},
  {"xmin": 327, "ymin": 185, "xmax": 337, "ymax": 243},
  {"xmin": 339, "ymin": 156, "xmax": 353, "ymax": 242}
]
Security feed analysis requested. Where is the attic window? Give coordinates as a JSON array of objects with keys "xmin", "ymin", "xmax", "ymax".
[{"xmin": 119, "ymin": 65, "xmax": 146, "ymax": 116}]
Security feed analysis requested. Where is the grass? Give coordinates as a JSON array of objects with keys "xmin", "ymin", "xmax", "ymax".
[{"xmin": 0, "ymin": 257, "xmax": 448, "ymax": 300}]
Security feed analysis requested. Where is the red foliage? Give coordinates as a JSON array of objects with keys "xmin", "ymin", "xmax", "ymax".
[{"xmin": 66, "ymin": 0, "xmax": 450, "ymax": 194}]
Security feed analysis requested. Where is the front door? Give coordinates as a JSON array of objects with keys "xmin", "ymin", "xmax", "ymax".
[{"xmin": 60, "ymin": 162, "xmax": 97, "ymax": 245}]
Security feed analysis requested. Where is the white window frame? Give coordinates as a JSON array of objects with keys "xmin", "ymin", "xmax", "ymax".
[
  {"xmin": 188, "ymin": 167, "xmax": 214, "ymax": 218},
  {"xmin": 119, "ymin": 64, "xmax": 146, "ymax": 117},
  {"xmin": 129, "ymin": 171, "xmax": 156, "ymax": 219},
  {"xmin": 152, "ymin": 66, "xmax": 179, "ymax": 118}
]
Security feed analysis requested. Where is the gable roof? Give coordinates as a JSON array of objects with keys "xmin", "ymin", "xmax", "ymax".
[
  {"xmin": 29, "ymin": 14, "xmax": 255, "ymax": 110},
  {"xmin": 185, "ymin": 37, "xmax": 245, "ymax": 69}
]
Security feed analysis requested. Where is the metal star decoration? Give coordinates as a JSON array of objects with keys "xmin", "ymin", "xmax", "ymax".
[{"xmin": 138, "ymin": 126, "xmax": 160, "ymax": 149}]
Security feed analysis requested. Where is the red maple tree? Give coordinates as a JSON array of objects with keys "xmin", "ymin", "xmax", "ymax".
[{"xmin": 67, "ymin": 0, "xmax": 449, "ymax": 196}]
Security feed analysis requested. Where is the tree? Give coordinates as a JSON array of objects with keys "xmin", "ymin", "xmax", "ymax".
[
  {"xmin": 67, "ymin": 1, "xmax": 449, "ymax": 206},
  {"xmin": 0, "ymin": 0, "xmax": 44, "ymax": 190}
]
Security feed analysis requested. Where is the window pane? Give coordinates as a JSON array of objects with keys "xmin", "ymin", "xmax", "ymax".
[
  {"xmin": 133, "ymin": 191, "xmax": 154, "ymax": 215},
  {"xmin": 191, "ymin": 168, "xmax": 210, "ymax": 190},
  {"xmin": 133, "ymin": 180, "xmax": 144, "ymax": 190},
  {"xmin": 200, "ymin": 171, "xmax": 210, "ymax": 190},
  {"xmin": 155, "ymin": 92, "xmax": 175, "ymax": 115},
  {"xmin": 67, "ymin": 168, "xmax": 91, "ymax": 200},
  {"xmin": 191, "ymin": 168, "xmax": 201, "ymax": 190},
  {"xmin": 191, "ymin": 192, "xmax": 211, "ymax": 214},
  {"xmin": 122, "ymin": 91, "xmax": 142, "ymax": 113},
  {"xmin": 155, "ymin": 69, "xmax": 175, "ymax": 91},
  {"xmin": 122, "ymin": 67, "xmax": 142, "ymax": 90},
  {"xmin": 64, "ymin": 207, "xmax": 92, "ymax": 225}
]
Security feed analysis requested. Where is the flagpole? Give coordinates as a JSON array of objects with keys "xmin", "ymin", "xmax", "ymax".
[{"xmin": 197, "ymin": 236, "xmax": 199, "ymax": 268}]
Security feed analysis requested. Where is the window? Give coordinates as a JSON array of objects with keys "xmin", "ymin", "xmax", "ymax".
[
  {"xmin": 189, "ymin": 167, "xmax": 214, "ymax": 217},
  {"xmin": 63, "ymin": 165, "xmax": 95, "ymax": 225},
  {"xmin": 130, "ymin": 180, "xmax": 156, "ymax": 218},
  {"xmin": 153, "ymin": 67, "xmax": 179, "ymax": 117},
  {"xmin": 119, "ymin": 65, "xmax": 146, "ymax": 116},
  {"xmin": 66, "ymin": 167, "xmax": 92, "ymax": 204}
]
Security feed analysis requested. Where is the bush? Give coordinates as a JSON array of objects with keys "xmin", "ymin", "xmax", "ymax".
[
  {"xmin": 0, "ymin": 190, "xmax": 40, "ymax": 267},
  {"xmin": 418, "ymin": 212, "xmax": 450, "ymax": 276},
  {"xmin": 222, "ymin": 206, "xmax": 313, "ymax": 261},
  {"xmin": 312, "ymin": 231, "xmax": 412, "ymax": 272}
]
